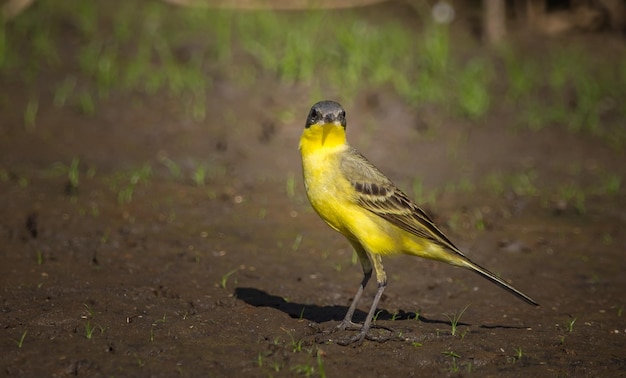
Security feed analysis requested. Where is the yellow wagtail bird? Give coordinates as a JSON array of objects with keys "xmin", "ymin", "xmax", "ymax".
[{"xmin": 299, "ymin": 100, "xmax": 538, "ymax": 344}]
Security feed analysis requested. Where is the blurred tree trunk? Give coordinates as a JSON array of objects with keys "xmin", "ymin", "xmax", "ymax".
[
  {"xmin": 483, "ymin": 0, "xmax": 507, "ymax": 45},
  {"xmin": 599, "ymin": 0, "xmax": 626, "ymax": 32},
  {"xmin": 525, "ymin": 0, "xmax": 544, "ymax": 32}
]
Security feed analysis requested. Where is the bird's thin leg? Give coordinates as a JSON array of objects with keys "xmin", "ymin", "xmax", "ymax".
[
  {"xmin": 336, "ymin": 243, "xmax": 372, "ymax": 330},
  {"xmin": 337, "ymin": 269, "xmax": 371, "ymax": 330},
  {"xmin": 355, "ymin": 281, "xmax": 387, "ymax": 342},
  {"xmin": 348, "ymin": 254, "xmax": 387, "ymax": 344}
]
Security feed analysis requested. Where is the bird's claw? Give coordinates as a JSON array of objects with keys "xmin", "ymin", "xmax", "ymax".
[
  {"xmin": 327, "ymin": 321, "xmax": 398, "ymax": 346},
  {"xmin": 335, "ymin": 320, "xmax": 362, "ymax": 331}
]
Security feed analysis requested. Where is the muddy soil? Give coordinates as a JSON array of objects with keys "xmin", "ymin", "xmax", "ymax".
[{"xmin": 2, "ymin": 5, "xmax": 626, "ymax": 378}]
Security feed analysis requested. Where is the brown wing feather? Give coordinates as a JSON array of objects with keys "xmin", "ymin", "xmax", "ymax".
[{"xmin": 341, "ymin": 148, "xmax": 463, "ymax": 255}]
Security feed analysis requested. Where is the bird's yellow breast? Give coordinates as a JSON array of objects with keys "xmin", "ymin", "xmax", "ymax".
[
  {"xmin": 300, "ymin": 131, "xmax": 404, "ymax": 255},
  {"xmin": 299, "ymin": 123, "xmax": 350, "ymax": 231},
  {"xmin": 300, "ymin": 142, "xmax": 352, "ymax": 234}
]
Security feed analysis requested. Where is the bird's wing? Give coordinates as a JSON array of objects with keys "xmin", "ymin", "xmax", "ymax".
[{"xmin": 340, "ymin": 148, "xmax": 463, "ymax": 254}]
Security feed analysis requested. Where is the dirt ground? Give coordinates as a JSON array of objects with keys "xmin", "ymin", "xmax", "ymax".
[{"xmin": 2, "ymin": 4, "xmax": 626, "ymax": 378}]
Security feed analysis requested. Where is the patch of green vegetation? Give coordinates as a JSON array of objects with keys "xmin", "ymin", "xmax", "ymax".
[
  {"xmin": 316, "ymin": 351, "xmax": 326, "ymax": 378},
  {"xmin": 412, "ymin": 310, "xmax": 421, "ymax": 321},
  {"xmin": 444, "ymin": 305, "xmax": 469, "ymax": 336},
  {"xmin": 135, "ymin": 355, "xmax": 145, "ymax": 367},
  {"xmin": 596, "ymin": 173, "xmax": 621, "ymax": 195},
  {"xmin": 3, "ymin": 1, "xmax": 214, "ymax": 118},
  {"xmin": 1, "ymin": 0, "xmax": 622, "ymax": 154},
  {"xmin": 566, "ymin": 317, "xmax": 577, "ymax": 333},
  {"xmin": 149, "ymin": 314, "xmax": 167, "ymax": 342},
  {"xmin": 502, "ymin": 46, "xmax": 625, "ymax": 146},
  {"xmin": 457, "ymin": 58, "xmax": 492, "ymax": 119},
  {"xmin": 83, "ymin": 303, "xmax": 95, "ymax": 317},
  {"xmin": 219, "ymin": 268, "xmax": 238, "ymax": 289},
  {"xmin": 291, "ymin": 363, "xmax": 315, "ymax": 376},
  {"xmin": 513, "ymin": 346, "xmax": 523, "ymax": 361},
  {"xmin": 13, "ymin": 330, "xmax": 27, "ymax": 348},
  {"xmin": 0, "ymin": 1, "xmax": 486, "ymax": 123},
  {"xmin": 192, "ymin": 164, "xmax": 207, "ymax": 187},
  {"xmin": 256, "ymin": 330, "xmax": 326, "ymax": 377},
  {"xmin": 84, "ymin": 321, "xmax": 104, "ymax": 339},
  {"xmin": 78, "ymin": 91, "xmax": 96, "ymax": 116},
  {"xmin": 473, "ymin": 208, "xmax": 485, "ymax": 231},
  {"xmin": 282, "ymin": 328, "xmax": 304, "ymax": 353},
  {"xmin": 351, "ymin": 249, "xmax": 358, "ymax": 265},
  {"xmin": 112, "ymin": 164, "xmax": 152, "ymax": 204},
  {"xmin": 67, "ymin": 157, "xmax": 80, "ymax": 194},
  {"xmin": 157, "ymin": 153, "xmax": 182, "ymax": 179},
  {"xmin": 483, "ymin": 172, "xmax": 506, "ymax": 196},
  {"xmin": 557, "ymin": 184, "xmax": 586, "ymax": 214},
  {"xmin": 502, "ymin": 47, "xmax": 540, "ymax": 102},
  {"xmin": 483, "ymin": 170, "xmax": 539, "ymax": 197},
  {"xmin": 509, "ymin": 170, "xmax": 538, "ymax": 196},
  {"xmin": 291, "ymin": 233, "xmax": 303, "ymax": 252},
  {"xmin": 442, "ymin": 350, "xmax": 462, "ymax": 373},
  {"xmin": 35, "ymin": 250, "xmax": 44, "ymax": 265},
  {"xmin": 372, "ymin": 309, "xmax": 383, "ymax": 322}
]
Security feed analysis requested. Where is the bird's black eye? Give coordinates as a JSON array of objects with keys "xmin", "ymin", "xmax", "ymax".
[
  {"xmin": 339, "ymin": 110, "xmax": 347, "ymax": 127},
  {"xmin": 306, "ymin": 108, "xmax": 320, "ymax": 128}
]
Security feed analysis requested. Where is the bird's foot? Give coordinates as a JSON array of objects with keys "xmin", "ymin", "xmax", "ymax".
[
  {"xmin": 332, "ymin": 319, "xmax": 394, "ymax": 332},
  {"xmin": 335, "ymin": 328, "xmax": 400, "ymax": 346},
  {"xmin": 315, "ymin": 319, "xmax": 401, "ymax": 345},
  {"xmin": 334, "ymin": 319, "xmax": 362, "ymax": 332},
  {"xmin": 332, "ymin": 323, "xmax": 398, "ymax": 346}
]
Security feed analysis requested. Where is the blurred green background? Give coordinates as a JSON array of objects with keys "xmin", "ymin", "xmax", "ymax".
[{"xmin": 2, "ymin": 0, "xmax": 624, "ymax": 144}]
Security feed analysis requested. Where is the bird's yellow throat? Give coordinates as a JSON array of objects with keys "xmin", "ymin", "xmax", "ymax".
[{"xmin": 299, "ymin": 122, "xmax": 347, "ymax": 153}]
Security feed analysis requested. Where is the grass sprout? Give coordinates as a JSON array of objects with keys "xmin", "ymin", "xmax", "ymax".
[
  {"xmin": 84, "ymin": 321, "xmax": 104, "ymax": 339},
  {"xmin": 67, "ymin": 157, "xmax": 80, "ymax": 194},
  {"xmin": 219, "ymin": 268, "xmax": 238, "ymax": 289},
  {"xmin": 282, "ymin": 328, "xmax": 304, "ymax": 353},
  {"xmin": 36, "ymin": 250, "xmax": 44, "ymax": 265},
  {"xmin": 444, "ymin": 305, "xmax": 469, "ymax": 336},
  {"xmin": 14, "ymin": 330, "xmax": 28, "ymax": 348},
  {"xmin": 442, "ymin": 350, "xmax": 461, "ymax": 372},
  {"xmin": 566, "ymin": 317, "xmax": 577, "ymax": 333},
  {"xmin": 291, "ymin": 233, "xmax": 303, "ymax": 251}
]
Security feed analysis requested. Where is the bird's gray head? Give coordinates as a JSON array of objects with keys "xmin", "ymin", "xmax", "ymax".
[{"xmin": 305, "ymin": 100, "xmax": 347, "ymax": 129}]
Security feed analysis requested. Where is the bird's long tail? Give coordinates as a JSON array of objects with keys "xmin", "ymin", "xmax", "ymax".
[{"xmin": 461, "ymin": 260, "xmax": 539, "ymax": 306}]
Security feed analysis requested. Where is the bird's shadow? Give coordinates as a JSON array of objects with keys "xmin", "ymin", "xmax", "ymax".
[
  {"xmin": 234, "ymin": 287, "xmax": 459, "ymax": 327},
  {"xmin": 235, "ymin": 287, "xmax": 529, "ymax": 330}
]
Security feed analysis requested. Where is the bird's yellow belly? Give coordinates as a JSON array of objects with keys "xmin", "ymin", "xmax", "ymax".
[
  {"xmin": 302, "ymin": 149, "xmax": 403, "ymax": 255},
  {"xmin": 308, "ymin": 190, "xmax": 403, "ymax": 255},
  {"xmin": 346, "ymin": 210, "xmax": 404, "ymax": 255}
]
